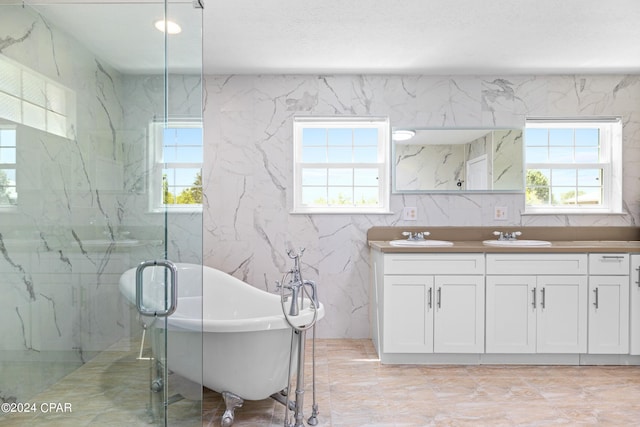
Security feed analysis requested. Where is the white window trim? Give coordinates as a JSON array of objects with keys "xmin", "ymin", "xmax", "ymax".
[
  {"xmin": 291, "ymin": 116, "xmax": 391, "ymax": 214},
  {"xmin": 148, "ymin": 120, "xmax": 203, "ymax": 213},
  {"xmin": 0, "ymin": 124, "xmax": 17, "ymax": 210},
  {"xmin": 523, "ymin": 117, "xmax": 622, "ymax": 215}
]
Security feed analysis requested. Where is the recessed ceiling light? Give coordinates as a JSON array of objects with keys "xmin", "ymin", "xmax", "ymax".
[
  {"xmin": 154, "ymin": 19, "xmax": 182, "ymax": 35},
  {"xmin": 392, "ymin": 129, "xmax": 416, "ymax": 141}
]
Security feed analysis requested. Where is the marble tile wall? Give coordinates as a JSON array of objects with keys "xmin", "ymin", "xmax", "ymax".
[{"xmin": 202, "ymin": 74, "xmax": 640, "ymax": 339}]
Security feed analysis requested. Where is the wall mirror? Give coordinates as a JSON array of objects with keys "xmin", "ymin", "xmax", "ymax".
[{"xmin": 392, "ymin": 127, "xmax": 525, "ymax": 193}]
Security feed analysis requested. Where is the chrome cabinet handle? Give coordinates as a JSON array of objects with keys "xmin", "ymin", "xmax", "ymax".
[
  {"xmin": 593, "ymin": 287, "xmax": 599, "ymax": 309},
  {"xmin": 136, "ymin": 259, "xmax": 178, "ymax": 317},
  {"xmin": 437, "ymin": 287, "xmax": 442, "ymax": 309},
  {"xmin": 531, "ymin": 288, "xmax": 537, "ymax": 309},
  {"xmin": 541, "ymin": 287, "xmax": 546, "ymax": 309},
  {"xmin": 428, "ymin": 287, "xmax": 433, "ymax": 309},
  {"xmin": 636, "ymin": 266, "xmax": 640, "ymax": 288},
  {"xmin": 600, "ymin": 255, "xmax": 625, "ymax": 262}
]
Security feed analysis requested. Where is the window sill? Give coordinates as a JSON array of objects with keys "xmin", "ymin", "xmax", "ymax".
[
  {"xmin": 523, "ymin": 210, "xmax": 626, "ymax": 216},
  {"xmin": 0, "ymin": 206, "xmax": 18, "ymax": 213},
  {"xmin": 149, "ymin": 206, "xmax": 203, "ymax": 214},
  {"xmin": 290, "ymin": 208, "xmax": 393, "ymax": 215}
]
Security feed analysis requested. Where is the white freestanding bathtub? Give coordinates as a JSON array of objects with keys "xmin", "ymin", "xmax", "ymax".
[{"xmin": 119, "ymin": 263, "xmax": 324, "ymax": 402}]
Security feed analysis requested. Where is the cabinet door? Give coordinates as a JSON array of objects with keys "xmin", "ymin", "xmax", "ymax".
[
  {"xmin": 433, "ymin": 275, "xmax": 484, "ymax": 353},
  {"xmin": 589, "ymin": 276, "xmax": 629, "ymax": 354},
  {"xmin": 383, "ymin": 275, "xmax": 434, "ymax": 353},
  {"xmin": 486, "ymin": 275, "xmax": 537, "ymax": 353},
  {"xmin": 536, "ymin": 275, "xmax": 587, "ymax": 353},
  {"xmin": 631, "ymin": 255, "xmax": 640, "ymax": 355}
]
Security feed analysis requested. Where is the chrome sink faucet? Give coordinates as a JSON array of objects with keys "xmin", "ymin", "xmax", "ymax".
[
  {"xmin": 493, "ymin": 231, "xmax": 522, "ymax": 241},
  {"xmin": 402, "ymin": 231, "xmax": 430, "ymax": 241}
]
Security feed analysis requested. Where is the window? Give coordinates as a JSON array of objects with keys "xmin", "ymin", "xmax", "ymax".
[
  {"xmin": 0, "ymin": 125, "xmax": 17, "ymax": 206},
  {"xmin": 149, "ymin": 121, "xmax": 203, "ymax": 212},
  {"xmin": 292, "ymin": 117, "xmax": 390, "ymax": 214},
  {"xmin": 0, "ymin": 54, "xmax": 75, "ymax": 138},
  {"xmin": 524, "ymin": 117, "xmax": 622, "ymax": 214}
]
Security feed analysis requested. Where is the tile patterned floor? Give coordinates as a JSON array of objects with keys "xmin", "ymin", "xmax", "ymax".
[
  {"xmin": 204, "ymin": 339, "xmax": 640, "ymax": 427},
  {"xmin": 3, "ymin": 338, "xmax": 640, "ymax": 426}
]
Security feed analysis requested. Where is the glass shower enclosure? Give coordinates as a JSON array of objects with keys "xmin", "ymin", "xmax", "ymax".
[{"xmin": 0, "ymin": 1, "xmax": 203, "ymax": 425}]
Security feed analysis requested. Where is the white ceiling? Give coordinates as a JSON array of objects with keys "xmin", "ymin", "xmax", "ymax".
[{"xmin": 28, "ymin": 0, "xmax": 640, "ymax": 75}]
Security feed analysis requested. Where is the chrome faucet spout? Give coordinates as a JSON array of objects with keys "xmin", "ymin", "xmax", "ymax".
[
  {"xmin": 402, "ymin": 231, "xmax": 430, "ymax": 241},
  {"xmin": 493, "ymin": 231, "xmax": 522, "ymax": 241}
]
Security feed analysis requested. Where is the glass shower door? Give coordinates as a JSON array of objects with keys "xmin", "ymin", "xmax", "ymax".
[{"xmin": 0, "ymin": 1, "xmax": 203, "ymax": 425}]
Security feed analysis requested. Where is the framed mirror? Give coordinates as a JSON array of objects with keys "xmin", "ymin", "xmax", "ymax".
[{"xmin": 391, "ymin": 127, "xmax": 525, "ymax": 193}]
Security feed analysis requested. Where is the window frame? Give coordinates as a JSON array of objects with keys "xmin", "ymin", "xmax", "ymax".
[
  {"xmin": 0, "ymin": 53, "xmax": 76, "ymax": 139},
  {"xmin": 524, "ymin": 117, "xmax": 622, "ymax": 215},
  {"xmin": 292, "ymin": 116, "xmax": 391, "ymax": 214},
  {"xmin": 0, "ymin": 124, "xmax": 17, "ymax": 209},
  {"xmin": 148, "ymin": 119, "xmax": 203, "ymax": 213}
]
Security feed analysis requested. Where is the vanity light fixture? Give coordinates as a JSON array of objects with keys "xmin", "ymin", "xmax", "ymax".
[
  {"xmin": 154, "ymin": 19, "xmax": 182, "ymax": 35},
  {"xmin": 392, "ymin": 129, "xmax": 415, "ymax": 141}
]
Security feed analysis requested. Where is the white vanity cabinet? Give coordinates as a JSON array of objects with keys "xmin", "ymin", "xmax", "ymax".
[
  {"xmin": 381, "ymin": 254, "xmax": 484, "ymax": 354},
  {"xmin": 629, "ymin": 255, "xmax": 640, "ymax": 355},
  {"xmin": 485, "ymin": 254, "xmax": 588, "ymax": 354},
  {"xmin": 588, "ymin": 254, "xmax": 629, "ymax": 354}
]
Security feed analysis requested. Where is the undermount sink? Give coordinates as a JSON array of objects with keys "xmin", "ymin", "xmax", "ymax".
[
  {"xmin": 482, "ymin": 239, "xmax": 551, "ymax": 247},
  {"xmin": 389, "ymin": 239, "xmax": 454, "ymax": 247}
]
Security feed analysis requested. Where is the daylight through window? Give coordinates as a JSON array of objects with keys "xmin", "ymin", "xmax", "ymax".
[
  {"xmin": 0, "ymin": 126, "xmax": 17, "ymax": 206},
  {"xmin": 150, "ymin": 121, "xmax": 203, "ymax": 211},
  {"xmin": 293, "ymin": 117, "xmax": 390, "ymax": 214},
  {"xmin": 525, "ymin": 118, "xmax": 622, "ymax": 214}
]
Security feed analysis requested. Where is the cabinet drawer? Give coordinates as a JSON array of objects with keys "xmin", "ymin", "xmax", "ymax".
[
  {"xmin": 486, "ymin": 254, "xmax": 587, "ymax": 275},
  {"xmin": 589, "ymin": 253, "xmax": 629, "ymax": 275},
  {"xmin": 384, "ymin": 254, "xmax": 485, "ymax": 275}
]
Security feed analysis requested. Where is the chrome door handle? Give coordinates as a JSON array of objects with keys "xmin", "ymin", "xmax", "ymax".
[
  {"xmin": 427, "ymin": 287, "xmax": 433, "ymax": 309},
  {"xmin": 541, "ymin": 287, "xmax": 546, "ymax": 309},
  {"xmin": 531, "ymin": 288, "xmax": 537, "ymax": 309},
  {"xmin": 636, "ymin": 266, "xmax": 640, "ymax": 288},
  {"xmin": 437, "ymin": 287, "xmax": 442, "ymax": 309},
  {"xmin": 593, "ymin": 287, "xmax": 599, "ymax": 309},
  {"xmin": 136, "ymin": 259, "xmax": 178, "ymax": 317}
]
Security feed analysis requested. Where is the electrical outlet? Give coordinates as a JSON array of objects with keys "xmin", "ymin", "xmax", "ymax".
[
  {"xmin": 402, "ymin": 207, "xmax": 418, "ymax": 221},
  {"xmin": 494, "ymin": 206, "xmax": 508, "ymax": 221}
]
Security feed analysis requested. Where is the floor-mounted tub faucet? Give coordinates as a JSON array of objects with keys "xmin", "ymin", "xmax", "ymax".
[
  {"xmin": 275, "ymin": 277, "xmax": 302, "ymax": 316},
  {"xmin": 281, "ymin": 248, "xmax": 307, "ymax": 316}
]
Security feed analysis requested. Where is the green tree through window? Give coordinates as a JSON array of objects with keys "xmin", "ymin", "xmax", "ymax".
[{"xmin": 163, "ymin": 171, "xmax": 202, "ymax": 205}]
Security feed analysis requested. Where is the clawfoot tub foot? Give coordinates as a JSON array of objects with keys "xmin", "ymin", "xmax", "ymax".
[{"xmin": 221, "ymin": 391, "xmax": 243, "ymax": 427}]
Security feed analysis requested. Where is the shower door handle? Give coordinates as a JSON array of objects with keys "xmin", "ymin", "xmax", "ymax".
[{"xmin": 135, "ymin": 260, "xmax": 178, "ymax": 317}]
